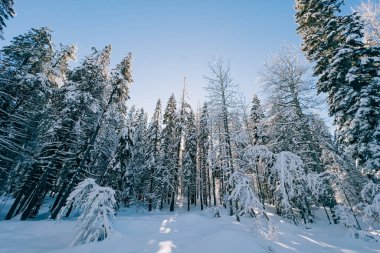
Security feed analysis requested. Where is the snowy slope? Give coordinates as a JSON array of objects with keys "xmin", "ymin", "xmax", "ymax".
[{"xmin": 0, "ymin": 199, "xmax": 379, "ymax": 253}]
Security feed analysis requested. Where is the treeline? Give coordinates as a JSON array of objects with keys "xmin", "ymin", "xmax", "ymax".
[{"xmin": 0, "ymin": 0, "xmax": 379, "ymax": 238}]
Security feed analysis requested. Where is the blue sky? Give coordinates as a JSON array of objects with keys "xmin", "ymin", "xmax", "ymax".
[{"xmin": 1, "ymin": 0, "xmax": 362, "ymax": 115}]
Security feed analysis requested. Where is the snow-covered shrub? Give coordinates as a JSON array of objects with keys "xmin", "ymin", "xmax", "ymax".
[
  {"xmin": 270, "ymin": 151, "xmax": 309, "ymax": 223},
  {"xmin": 334, "ymin": 205, "xmax": 359, "ymax": 230},
  {"xmin": 324, "ymin": 180, "xmax": 380, "ymax": 241},
  {"xmin": 242, "ymin": 145, "xmax": 312, "ymax": 224},
  {"xmin": 319, "ymin": 147, "xmax": 366, "ymax": 206},
  {"xmin": 229, "ymin": 171, "xmax": 265, "ymax": 218},
  {"xmin": 334, "ymin": 204, "xmax": 379, "ymax": 242},
  {"xmin": 228, "ymin": 169, "xmax": 275, "ymax": 238},
  {"xmin": 360, "ymin": 181, "xmax": 380, "ymax": 229},
  {"xmin": 205, "ymin": 207, "xmax": 221, "ymax": 218},
  {"xmin": 57, "ymin": 178, "xmax": 116, "ymax": 246}
]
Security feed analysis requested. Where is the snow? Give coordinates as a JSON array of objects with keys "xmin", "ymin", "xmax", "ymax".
[{"xmin": 0, "ymin": 199, "xmax": 379, "ymax": 253}]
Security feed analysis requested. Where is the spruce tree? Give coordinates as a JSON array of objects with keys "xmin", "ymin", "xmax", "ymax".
[
  {"xmin": 128, "ymin": 108, "xmax": 148, "ymax": 204},
  {"xmin": 50, "ymin": 50, "xmax": 133, "ymax": 219},
  {"xmin": 183, "ymin": 109, "xmax": 197, "ymax": 211},
  {"xmin": 295, "ymin": 0, "xmax": 380, "ymax": 176},
  {"xmin": 0, "ymin": 27, "xmax": 62, "ymax": 199},
  {"xmin": 249, "ymin": 94, "xmax": 265, "ymax": 146},
  {"xmin": 5, "ymin": 46, "xmax": 114, "ymax": 220},
  {"xmin": 198, "ymin": 103, "xmax": 211, "ymax": 210},
  {"xmin": 146, "ymin": 100, "xmax": 163, "ymax": 211},
  {"xmin": 170, "ymin": 85, "xmax": 192, "ymax": 211},
  {"xmin": 160, "ymin": 94, "xmax": 179, "ymax": 211}
]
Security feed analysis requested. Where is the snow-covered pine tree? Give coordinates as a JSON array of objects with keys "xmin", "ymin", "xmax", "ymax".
[
  {"xmin": 57, "ymin": 178, "xmax": 116, "ymax": 246},
  {"xmin": 14, "ymin": 46, "xmax": 112, "ymax": 220},
  {"xmin": 249, "ymin": 94, "xmax": 265, "ymax": 146},
  {"xmin": 0, "ymin": 27, "xmax": 56, "ymax": 196},
  {"xmin": 146, "ymin": 100, "xmax": 163, "ymax": 211},
  {"xmin": 159, "ymin": 94, "xmax": 179, "ymax": 210},
  {"xmin": 228, "ymin": 170, "xmax": 266, "ymax": 219},
  {"xmin": 127, "ymin": 108, "xmax": 149, "ymax": 205},
  {"xmin": 197, "ymin": 102, "xmax": 217, "ymax": 209},
  {"xmin": 1, "ymin": 29, "xmax": 81, "ymax": 220},
  {"xmin": 307, "ymin": 115, "xmax": 366, "ymax": 218},
  {"xmin": 242, "ymin": 145, "xmax": 273, "ymax": 206},
  {"xmin": 101, "ymin": 106, "xmax": 134, "ymax": 206},
  {"xmin": 295, "ymin": 0, "xmax": 380, "ymax": 176},
  {"xmin": 197, "ymin": 103, "xmax": 211, "ymax": 210},
  {"xmin": 80, "ymin": 53, "xmax": 133, "ymax": 208},
  {"xmin": 50, "ymin": 50, "xmax": 133, "ymax": 219},
  {"xmin": 34, "ymin": 46, "xmax": 112, "ymax": 221},
  {"xmin": 245, "ymin": 95, "xmax": 268, "ymax": 204},
  {"xmin": 169, "ymin": 84, "xmax": 191, "ymax": 211},
  {"xmin": 183, "ymin": 109, "xmax": 197, "ymax": 211}
]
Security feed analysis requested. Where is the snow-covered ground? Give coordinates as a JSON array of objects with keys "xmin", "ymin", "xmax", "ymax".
[{"xmin": 0, "ymin": 198, "xmax": 379, "ymax": 253}]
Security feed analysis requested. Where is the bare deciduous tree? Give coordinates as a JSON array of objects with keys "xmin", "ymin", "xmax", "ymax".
[{"xmin": 355, "ymin": 0, "xmax": 380, "ymax": 46}]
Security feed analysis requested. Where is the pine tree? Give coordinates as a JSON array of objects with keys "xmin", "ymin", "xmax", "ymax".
[
  {"xmin": 159, "ymin": 94, "xmax": 179, "ymax": 211},
  {"xmin": 101, "ymin": 106, "xmax": 133, "ymax": 206},
  {"xmin": 169, "ymin": 84, "xmax": 191, "ymax": 211},
  {"xmin": 6, "ymin": 45, "xmax": 114, "ymax": 220},
  {"xmin": 127, "ymin": 108, "xmax": 148, "ymax": 204},
  {"xmin": 0, "ymin": 28, "xmax": 56, "ymax": 195},
  {"xmin": 198, "ymin": 103, "xmax": 211, "ymax": 209},
  {"xmin": 183, "ymin": 109, "xmax": 197, "ymax": 211},
  {"xmin": 50, "ymin": 50, "xmax": 133, "ymax": 219},
  {"xmin": 249, "ymin": 94, "xmax": 265, "ymax": 146},
  {"xmin": 0, "ymin": 29, "xmax": 79, "ymax": 220},
  {"xmin": 146, "ymin": 100, "xmax": 163, "ymax": 211},
  {"xmin": 295, "ymin": 0, "xmax": 380, "ymax": 176},
  {"xmin": 244, "ymin": 95, "xmax": 268, "ymax": 205}
]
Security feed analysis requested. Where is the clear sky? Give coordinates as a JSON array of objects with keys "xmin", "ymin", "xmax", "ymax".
[{"xmin": 0, "ymin": 0, "xmax": 362, "ymax": 116}]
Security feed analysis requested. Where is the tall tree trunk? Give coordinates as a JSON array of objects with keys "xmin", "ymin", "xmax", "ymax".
[
  {"xmin": 206, "ymin": 164, "xmax": 211, "ymax": 206},
  {"xmin": 212, "ymin": 171, "xmax": 217, "ymax": 206},
  {"xmin": 187, "ymin": 188, "xmax": 190, "ymax": 211}
]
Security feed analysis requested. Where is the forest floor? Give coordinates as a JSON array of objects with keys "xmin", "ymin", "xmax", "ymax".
[{"xmin": 0, "ymin": 197, "xmax": 379, "ymax": 253}]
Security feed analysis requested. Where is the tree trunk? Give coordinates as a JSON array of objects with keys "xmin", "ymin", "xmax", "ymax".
[
  {"xmin": 187, "ymin": 188, "xmax": 190, "ymax": 211},
  {"xmin": 212, "ymin": 171, "xmax": 217, "ymax": 206}
]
